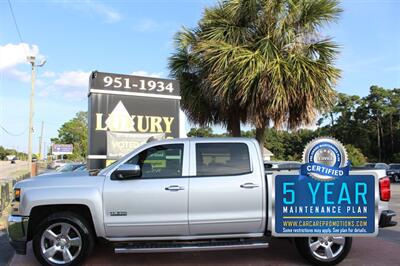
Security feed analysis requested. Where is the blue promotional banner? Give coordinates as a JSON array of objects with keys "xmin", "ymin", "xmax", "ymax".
[{"xmin": 273, "ymin": 174, "xmax": 376, "ymax": 236}]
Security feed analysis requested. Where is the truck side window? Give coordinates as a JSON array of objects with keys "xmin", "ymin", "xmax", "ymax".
[
  {"xmin": 125, "ymin": 144, "xmax": 184, "ymax": 178},
  {"xmin": 196, "ymin": 143, "xmax": 251, "ymax": 176}
]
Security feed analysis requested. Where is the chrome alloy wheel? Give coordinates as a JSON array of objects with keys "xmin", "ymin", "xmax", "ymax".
[
  {"xmin": 308, "ymin": 236, "xmax": 345, "ymax": 261},
  {"xmin": 40, "ymin": 222, "xmax": 82, "ymax": 265}
]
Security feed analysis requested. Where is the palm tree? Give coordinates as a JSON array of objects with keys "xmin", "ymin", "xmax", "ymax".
[
  {"xmin": 169, "ymin": 27, "xmax": 246, "ymax": 136},
  {"xmin": 170, "ymin": 0, "xmax": 341, "ymax": 145}
]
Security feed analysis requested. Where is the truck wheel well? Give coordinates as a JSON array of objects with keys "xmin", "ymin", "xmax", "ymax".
[{"xmin": 28, "ymin": 204, "xmax": 96, "ymax": 241}]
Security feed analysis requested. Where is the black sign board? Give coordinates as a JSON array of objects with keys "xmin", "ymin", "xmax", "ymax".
[{"xmin": 88, "ymin": 71, "xmax": 181, "ymax": 169}]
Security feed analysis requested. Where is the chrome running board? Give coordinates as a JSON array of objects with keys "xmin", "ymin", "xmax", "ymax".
[{"xmin": 114, "ymin": 239, "xmax": 269, "ymax": 254}]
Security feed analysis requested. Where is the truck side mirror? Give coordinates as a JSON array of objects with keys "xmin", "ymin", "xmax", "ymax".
[{"xmin": 112, "ymin": 164, "xmax": 141, "ymax": 180}]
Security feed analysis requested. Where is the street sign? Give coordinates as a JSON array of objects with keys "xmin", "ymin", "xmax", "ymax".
[{"xmin": 52, "ymin": 144, "xmax": 73, "ymax": 155}]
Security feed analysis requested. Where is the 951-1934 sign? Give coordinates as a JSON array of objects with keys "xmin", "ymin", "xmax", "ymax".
[
  {"xmin": 103, "ymin": 75, "xmax": 174, "ymax": 93},
  {"xmin": 89, "ymin": 71, "xmax": 180, "ymax": 97}
]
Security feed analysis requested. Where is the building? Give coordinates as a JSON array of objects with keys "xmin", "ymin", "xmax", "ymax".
[{"xmin": 262, "ymin": 147, "xmax": 274, "ymax": 161}]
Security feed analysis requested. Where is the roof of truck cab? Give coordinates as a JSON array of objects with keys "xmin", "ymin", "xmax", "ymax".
[{"xmin": 149, "ymin": 137, "xmax": 259, "ymax": 145}]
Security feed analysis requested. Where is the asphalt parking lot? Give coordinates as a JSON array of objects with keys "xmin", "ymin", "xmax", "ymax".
[
  {"xmin": 3, "ymin": 184, "xmax": 400, "ymax": 265},
  {"xmin": 7, "ymin": 233, "xmax": 400, "ymax": 265}
]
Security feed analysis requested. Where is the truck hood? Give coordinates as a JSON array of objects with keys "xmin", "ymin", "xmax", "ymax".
[
  {"xmin": 15, "ymin": 172, "xmax": 105, "ymax": 190},
  {"xmin": 36, "ymin": 171, "xmax": 89, "ymax": 178}
]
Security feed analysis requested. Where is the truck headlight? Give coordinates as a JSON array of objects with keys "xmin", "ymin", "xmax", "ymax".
[
  {"xmin": 11, "ymin": 188, "xmax": 21, "ymax": 215},
  {"xmin": 14, "ymin": 188, "xmax": 21, "ymax": 201}
]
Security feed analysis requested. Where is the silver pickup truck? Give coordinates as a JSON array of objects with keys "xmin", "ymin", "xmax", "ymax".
[{"xmin": 8, "ymin": 138, "xmax": 396, "ymax": 266}]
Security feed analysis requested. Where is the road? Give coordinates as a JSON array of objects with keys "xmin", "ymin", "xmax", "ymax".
[
  {"xmin": 0, "ymin": 161, "xmax": 28, "ymax": 179},
  {"xmin": 388, "ymin": 183, "xmax": 400, "ymax": 231}
]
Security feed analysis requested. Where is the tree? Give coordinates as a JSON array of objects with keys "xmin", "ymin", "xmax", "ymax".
[
  {"xmin": 170, "ymin": 0, "xmax": 341, "ymax": 148},
  {"xmin": 0, "ymin": 146, "xmax": 27, "ymax": 160},
  {"xmin": 345, "ymin": 144, "xmax": 366, "ymax": 166},
  {"xmin": 187, "ymin": 127, "xmax": 215, "ymax": 137},
  {"xmin": 318, "ymin": 86, "xmax": 400, "ymax": 163},
  {"xmin": 169, "ymin": 27, "xmax": 246, "ymax": 136},
  {"xmin": 51, "ymin": 111, "xmax": 88, "ymax": 160}
]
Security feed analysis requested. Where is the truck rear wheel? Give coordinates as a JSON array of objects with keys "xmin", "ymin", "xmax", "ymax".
[
  {"xmin": 294, "ymin": 237, "xmax": 352, "ymax": 266},
  {"xmin": 32, "ymin": 212, "xmax": 94, "ymax": 266}
]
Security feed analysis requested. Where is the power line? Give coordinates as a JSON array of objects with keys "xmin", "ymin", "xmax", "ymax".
[
  {"xmin": 7, "ymin": 0, "xmax": 24, "ymax": 44},
  {"xmin": 0, "ymin": 124, "xmax": 28, "ymax": 136}
]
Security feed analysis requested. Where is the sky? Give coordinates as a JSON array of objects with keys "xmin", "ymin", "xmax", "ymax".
[{"xmin": 0, "ymin": 0, "xmax": 399, "ymax": 154}]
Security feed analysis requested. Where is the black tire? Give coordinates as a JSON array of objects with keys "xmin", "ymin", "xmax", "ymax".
[
  {"xmin": 294, "ymin": 237, "xmax": 352, "ymax": 266},
  {"xmin": 32, "ymin": 212, "xmax": 94, "ymax": 266}
]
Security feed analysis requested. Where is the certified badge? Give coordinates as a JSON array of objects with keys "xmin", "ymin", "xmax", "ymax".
[{"xmin": 301, "ymin": 137, "xmax": 349, "ymax": 181}]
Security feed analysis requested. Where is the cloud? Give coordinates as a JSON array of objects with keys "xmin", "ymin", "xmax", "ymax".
[
  {"xmin": 54, "ymin": 70, "xmax": 90, "ymax": 88},
  {"xmin": 0, "ymin": 43, "xmax": 89, "ymax": 100},
  {"xmin": 0, "ymin": 43, "xmax": 44, "ymax": 83},
  {"xmin": 89, "ymin": 1, "xmax": 122, "ymax": 23},
  {"xmin": 0, "ymin": 43, "xmax": 40, "ymax": 71},
  {"xmin": 83, "ymin": 0, "xmax": 122, "ymax": 23},
  {"xmin": 51, "ymin": 70, "xmax": 91, "ymax": 99},
  {"xmin": 59, "ymin": 0, "xmax": 122, "ymax": 23},
  {"xmin": 40, "ymin": 71, "xmax": 56, "ymax": 78},
  {"xmin": 131, "ymin": 70, "xmax": 164, "ymax": 78},
  {"xmin": 6, "ymin": 69, "xmax": 30, "ymax": 83}
]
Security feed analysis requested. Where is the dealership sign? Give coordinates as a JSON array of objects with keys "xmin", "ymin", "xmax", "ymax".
[
  {"xmin": 87, "ymin": 71, "xmax": 182, "ymax": 169},
  {"xmin": 272, "ymin": 137, "xmax": 378, "ymax": 236},
  {"xmin": 52, "ymin": 144, "xmax": 73, "ymax": 155}
]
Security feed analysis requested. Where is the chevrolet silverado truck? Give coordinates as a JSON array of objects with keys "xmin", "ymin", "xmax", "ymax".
[{"xmin": 8, "ymin": 138, "xmax": 397, "ymax": 266}]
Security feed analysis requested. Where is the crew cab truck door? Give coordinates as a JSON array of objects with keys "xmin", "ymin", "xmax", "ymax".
[
  {"xmin": 188, "ymin": 141, "xmax": 265, "ymax": 235},
  {"xmin": 103, "ymin": 143, "xmax": 189, "ymax": 237}
]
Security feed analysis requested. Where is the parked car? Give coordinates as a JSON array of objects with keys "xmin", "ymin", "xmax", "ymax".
[
  {"xmin": 387, "ymin": 163, "xmax": 400, "ymax": 183},
  {"xmin": 48, "ymin": 160, "xmax": 68, "ymax": 169},
  {"xmin": 40, "ymin": 163, "xmax": 85, "ymax": 176},
  {"xmin": 73, "ymin": 164, "xmax": 87, "ymax": 172},
  {"xmin": 363, "ymin": 162, "xmax": 390, "ymax": 170},
  {"xmin": 363, "ymin": 163, "xmax": 391, "ymax": 179},
  {"xmin": 8, "ymin": 138, "xmax": 396, "ymax": 266},
  {"xmin": 56, "ymin": 163, "xmax": 85, "ymax": 173}
]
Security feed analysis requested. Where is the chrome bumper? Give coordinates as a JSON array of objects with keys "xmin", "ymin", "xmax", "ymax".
[{"xmin": 7, "ymin": 215, "xmax": 29, "ymax": 255}]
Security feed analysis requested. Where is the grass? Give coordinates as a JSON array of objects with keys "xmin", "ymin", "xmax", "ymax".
[
  {"xmin": 0, "ymin": 205, "xmax": 11, "ymax": 230},
  {"xmin": 7, "ymin": 169, "xmax": 29, "ymax": 180},
  {"xmin": 0, "ymin": 170, "xmax": 29, "ymax": 230}
]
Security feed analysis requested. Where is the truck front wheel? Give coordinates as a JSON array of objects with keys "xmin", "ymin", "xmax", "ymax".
[
  {"xmin": 294, "ymin": 237, "xmax": 352, "ymax": 266},
  {"xmin": 32, "ymin": 212, "xmax": 94, "ymax": 266}
]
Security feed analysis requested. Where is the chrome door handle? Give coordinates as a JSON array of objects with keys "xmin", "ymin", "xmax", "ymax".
[
  {"xmin": 165, "ymin": 185, "xmax": 184, "ymax": 191},
  {"xmin": 240, "ymin": 183, "xmax": 259, "ymax": 189}
]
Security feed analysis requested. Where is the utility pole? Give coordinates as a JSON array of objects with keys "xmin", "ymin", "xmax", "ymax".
[
  {"xmin": 38, "ymin": 121, "xmax": 44, "ymax": 160},
  {"xmin": 44, "ymin": 141, "xmax": 47, "ymax": 161},
  {"xmin": 27, "ymin": 56, "xmax": 46, "ymax": 176}
]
